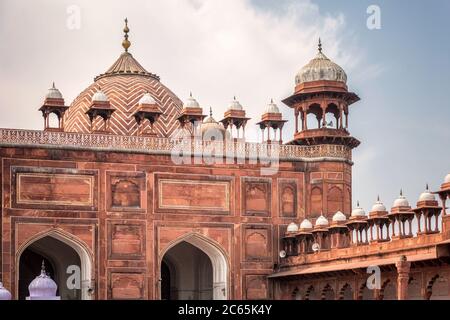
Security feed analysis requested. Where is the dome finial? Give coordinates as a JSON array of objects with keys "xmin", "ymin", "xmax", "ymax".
[
  {"xmin": 52, "ymin": 82, "xmax": 56, "ymax": 89},
  {"xmin": 209, "ymin": 107, "xmax": 213, "ymax": 117},
  {"xmin": 357, "ymin": 200, "xmax": 360, "ymax": 207},
  {"xmin": 426, "ymin": 183, "xmax": 429, "ymax": 191},
  {"xmin": 270, "ymin": 98, "xmax": 274, "ymax": 104},
  {"xmin": 122, "ymin": 18, "xmax": 131, "ymax": 52},
  {"xmin": 318, "ymin": 37, "xmax": 322, "ymax": 53},
  {"xmin": 400, "ymin": 188, "xmax": 403, "ymax": 196},
  {"xmin": 41, "ymin": 260, "xmax": 46, "ymax": 275},
  {"xmin": 377, "ymin": 194, "xmax": 380, "ymax": 202},
  {"xmin": 189, "ymin": 91, "xmax": 192, "ymax": 97}
]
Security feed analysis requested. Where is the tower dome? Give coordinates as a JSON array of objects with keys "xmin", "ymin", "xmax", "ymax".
[
  {"xmin": 418, "ymin": 185, "xmax": 435, "ymax": 202},
  {"xmin": 28, "ymin": 261, "xmax": 58, "ymax": 298},
  {"xmin": 138, "ymin": 92, "xmax": 157, "ymax": 105},
  {"xmin": 287, "ymin": 222, "xmax": 299, "ymax": 233},
  {"xmin": 351, "ymin": 201, "xmax": 366, "ymax": 217},
  {"xmin": 392, "ymin": 190, "xmax": 410, "ymax": 207},
  {"xmin": 228, "ymin": 97, "xmax": 243, "ymax": 111},
  {"xmin": 299, "ymin": 218, "xmax": 313, "ymax": 230},
  {"xmin": 264, "ymin": 99, "xmax": 280, "ymax": 113},
  {"xmin": 183, "ymin": 93, "xmax": 200, "ymax": 109},
  {"xmin": 371, "ymin": 196, "xmax": 387, "ymax": 212},
  {"xmin": 92, "ymin": 90, "xmax": 109, "ymax": 102},
  {"xmin": 64, "ymin": 19, "xmax": 183, "ymax": 137},
  {"xmin": 295, "ymin": 39, "xmax": 347, "ymax": 85},
  {"xmin": 444, "ymin": 173, "xmax": 450, "ymax": 184},
  {"xmin": 200, "ymin": 108, "xmax": 229, "ymax": 139},
  {"xmin": 315, "ymin": 215, "xmax": 329, "ymax": 227},
  {"xmin": 45, "ymin": 82, "xmax": 63, "ymax": 100},
  {"xmin": 332, "ymin": 211, "xmax": 347, "ymax": 222}
]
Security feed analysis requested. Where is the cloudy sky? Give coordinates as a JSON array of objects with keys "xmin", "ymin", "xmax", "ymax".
[{"xmin": 0, "ymin": 0, "xmax": 449, "ymax": 211}]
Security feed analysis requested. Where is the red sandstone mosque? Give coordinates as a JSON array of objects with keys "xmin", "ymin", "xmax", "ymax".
[{"xmin": 0, "ymin": 20, "xmax": 449, "ymax": 300}]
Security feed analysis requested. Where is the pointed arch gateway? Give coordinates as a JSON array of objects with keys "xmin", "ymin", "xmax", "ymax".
[
  {"xmin": 159, "ymin": 233, "xmax": 229, "ymax": 300},
  {"xmin": 16, "ymin": 229, "xmax": 94, "ymax": 300}
]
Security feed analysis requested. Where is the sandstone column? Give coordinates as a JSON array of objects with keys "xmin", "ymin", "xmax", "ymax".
[{"xmin": 395, "ymin": 255, "xmax": 411, "ymax": 300}]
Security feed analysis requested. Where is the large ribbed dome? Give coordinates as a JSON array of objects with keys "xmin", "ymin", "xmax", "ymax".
[
  {"xmin": 295, "ymin": 39, "xmax": 347, "ymax": 85},
  {"xmin": 65, "ymin": 21, "xmax": 182, "ymax": 137}
]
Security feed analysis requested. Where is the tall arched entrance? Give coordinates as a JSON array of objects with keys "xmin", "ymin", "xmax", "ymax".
[
  {"xmin": 160, "ymin": 234, "xmax": 228, "ymax": 300},
  {"xmin": 17, "ymin": 231, "xmax": 93, "ymax": 300}
]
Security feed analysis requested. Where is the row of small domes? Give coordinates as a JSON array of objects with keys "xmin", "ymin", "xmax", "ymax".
[
  {"xmin": 287, "ymin": 180, "xmax": 448, "ymax": 233},
  {"xmin": 184, "ymin": 94, "xmax": 280, "ymax": 114},
  {"xmin": 45, "ymin": 84, "xmax": 282, "ymax": 115}
]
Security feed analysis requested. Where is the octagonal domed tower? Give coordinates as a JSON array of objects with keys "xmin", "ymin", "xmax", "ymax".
[
  {"xmin": 283, "ymin": 39, "xmax": 360, "ymax": 148},
  {"xmin": 64, "ymin": 19, "xmax": 183, "ymax": 137}
]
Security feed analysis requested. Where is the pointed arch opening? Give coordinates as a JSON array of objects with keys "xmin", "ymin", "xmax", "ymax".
[
  {"xmin": 16, "ymin": 229, "xmax": 93, "ymax": 300},
  {"xmin": 159, "ymin": 233, "xmax": 229, "ymax": 300}
]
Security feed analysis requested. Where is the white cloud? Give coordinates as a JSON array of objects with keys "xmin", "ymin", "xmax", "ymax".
[{"xmin": 0, "ymin": 0, "xmax": 351, "ymax": 142}]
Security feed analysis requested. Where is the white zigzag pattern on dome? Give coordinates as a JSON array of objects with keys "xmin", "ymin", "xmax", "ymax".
[{"xmin": 64, "ymin": 75, "xmax": 183, "ymax": 137}]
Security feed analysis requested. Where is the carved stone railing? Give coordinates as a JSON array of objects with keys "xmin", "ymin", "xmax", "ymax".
[{"xmin": 0, "ymin": 129, "xmax": 352, "ymax": 162}]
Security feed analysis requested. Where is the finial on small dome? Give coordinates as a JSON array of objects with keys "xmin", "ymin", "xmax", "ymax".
[
  {"xmin": 122, "ymin": 18, "xmax": 131, "ymax": 52},
  {"xmin": 209, "ymin": 107, "xmax": 213, "ymax": 117},
  {"xmin": 400, "ymin": 188, "xmax": 403, "ymax": 196},
  {"xmin": 377, "ymin": 195, "xmax": 380, "ymax": 202},
  {"xmin": 318, "ymin": 38, "xmax": 322, "ymax": 53},
  {"xmin": 357, "ymin": 200, "xmax": 360, "ymax": 207},
  {"xmin": 233, "ymin": 96, "xmax": 236, "ymax": 101},
  {"xmin": 270, "ymin": 98, "xmax": 274, "ymax": 104},
  {"xmin": 52, "ymin": 82, "xmax": 56, "ymax": 89},
  {"xmin": 189, "ymin": 91, "xmax": 192, "ymax": 97},
  {"xmin": 41, "ymin": 260, "xmax": 46, "ymax": 275},
  {"xmin": 426, "ymin": 183, "xmax": 429, "ymax": 191}
]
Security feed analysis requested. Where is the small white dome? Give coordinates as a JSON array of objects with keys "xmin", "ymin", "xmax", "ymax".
[
  {"xmin": 419, "ymin": 185, "xmax": 435, "ymax": 202},
  {"xmin": 184, "ymin": 93, "xmax": 200, "ymax": 109},
  {"xmin": 419, "ymin": 191, "xmax": 435, "ymax": 202},
  {"xmin": 299, "ymin": 219, "xmax": 313, "ymax": 230},
  {"xmin": 351, "ymin": 201, "xmax": 366, "ymax": 217},
  {"xmin": 45, "ymin": 83, "xmax": 63, "ymax": 99},
  {"xmin": 393, "ymin": 190, "xmax": 409, "ymax": 207},
  {"xmin": 332, "ymin": 211, "xmax": 347, "ymax": 222},
  {"xmin": 287, "ymin": 222, "xmax": 299, "ymax": 233},
  {"xmin": 315, "ymin": 215, "xmax": 329, "ymax": 227},
  {"xmin": 371, "ymin": 197, "xmax": 387, "ymax": 212},
  {"xmin": 28, "ymin": 262, "xmax": 58, "ymax": 298},
  {"xmin": 228, "ymin": 97, "xmax": 243, "ymax": 111},
  {"xmin": 201, "ymin": 109, "xmax": 228, "ymax": 139},
  {"xmin": 139, "ymin": 93, "xmax": 156, "ymax": 105},
  {"xmin": 92, "ymin": 90, "xmax": 109, "ymax": 102},
  {"xmin": 0, "ymin": 282, "xmax": 12, "ymax": 300},
  {"xmin": 264, "ymin": 99, "xmax": 280, "ymax": 113},
  {"xmin": 445, "ymin": 173, "xmax": 450, "ymax": 183}
]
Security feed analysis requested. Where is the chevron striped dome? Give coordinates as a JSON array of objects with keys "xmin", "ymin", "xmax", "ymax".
[{"xmin": 64, "ymin": 52, "xmax": 183, "ymax": 137}]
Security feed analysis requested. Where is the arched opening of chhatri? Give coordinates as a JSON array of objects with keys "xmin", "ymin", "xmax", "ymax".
[
  {"xmin": 17, "ymin": 230, "xmax": 93, "ymax": 300},
  {"xmin": 160, "ymin": 233, "xmax": 228, "ymax": 300}
]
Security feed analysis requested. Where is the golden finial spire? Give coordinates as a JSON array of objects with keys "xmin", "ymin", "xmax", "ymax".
[
  {"xmin": 318, "ymin": 38, "xmax": 322, "ymax": 53},
  {"xmin": 122, "ymin": 18, "xmax": 131, "ymax": 52}
]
